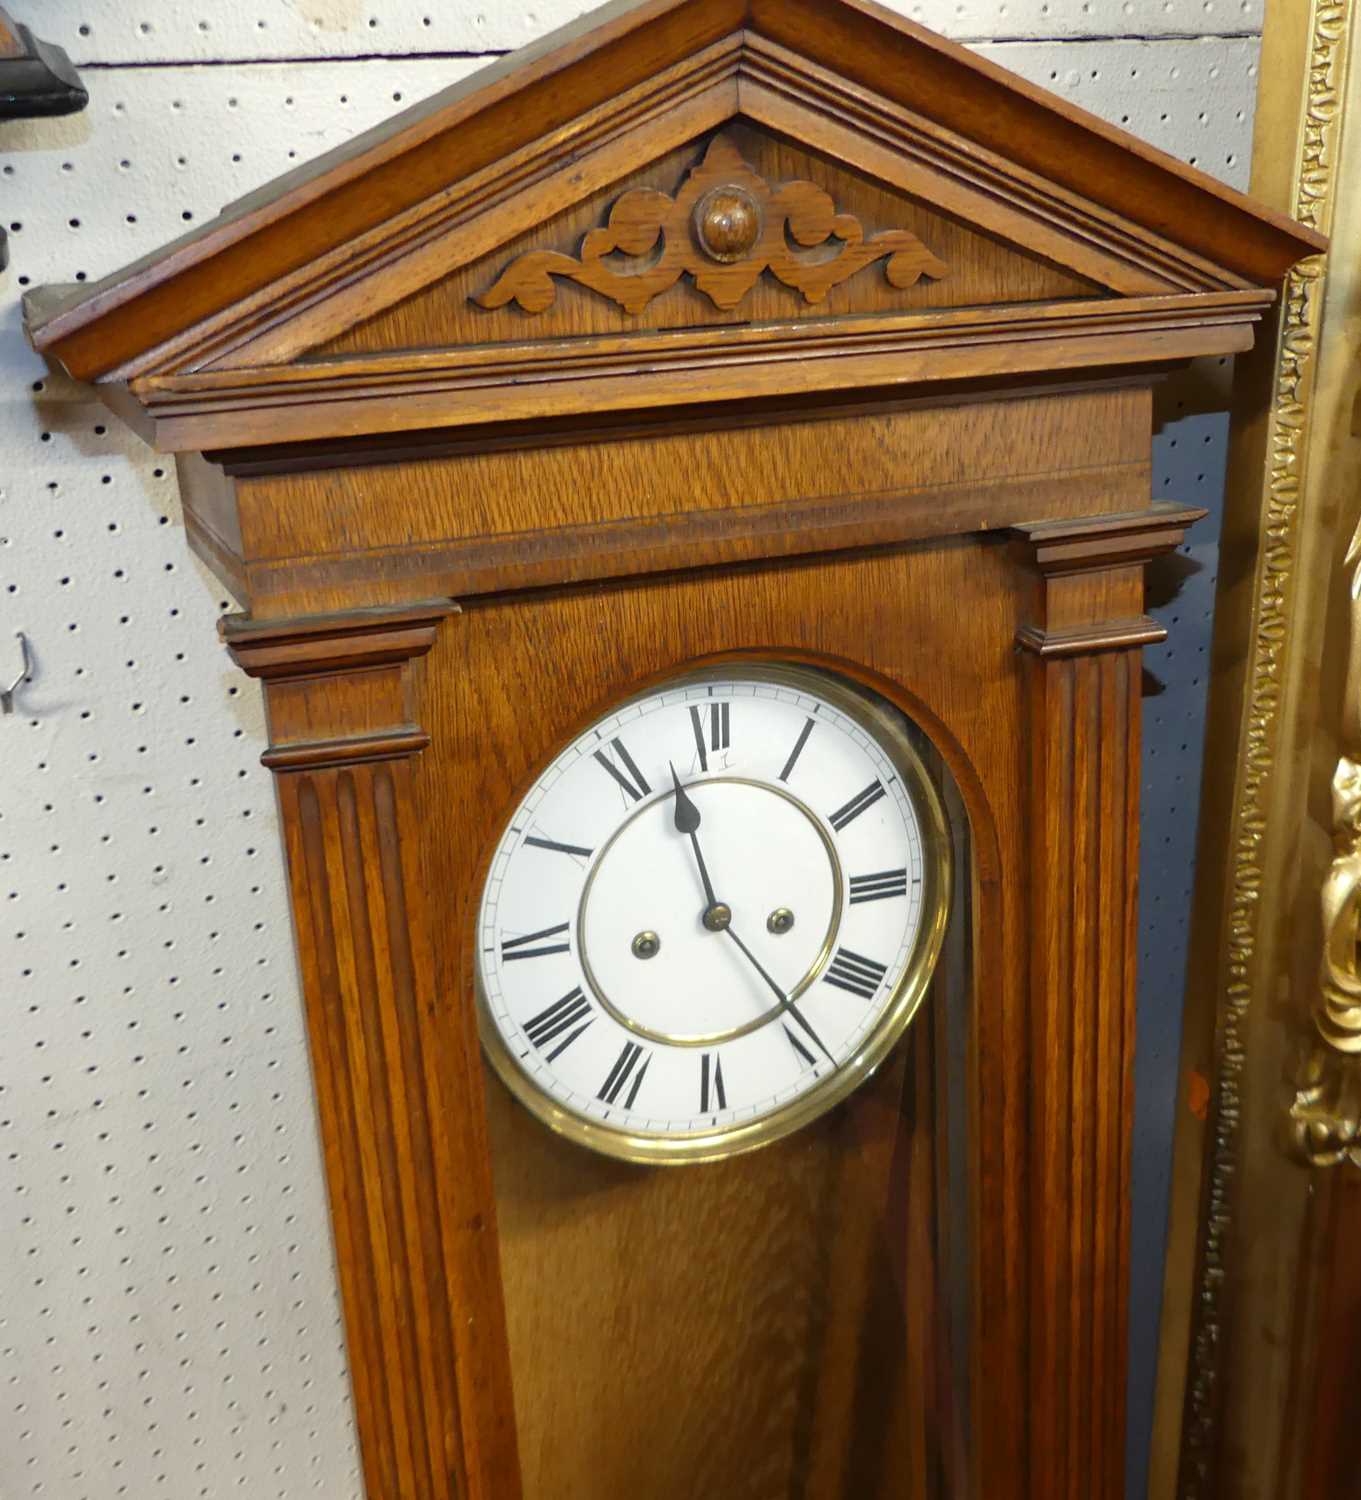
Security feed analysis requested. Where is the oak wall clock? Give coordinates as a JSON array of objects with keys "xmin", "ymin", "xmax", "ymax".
[{"xmin": 22, "ymin": 1, "xmax": 1322, "ymax": 1496}]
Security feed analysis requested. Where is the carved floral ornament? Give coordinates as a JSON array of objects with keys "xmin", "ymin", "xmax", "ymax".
[
  {"xmin": 1288, "ymin": 518, "xmax": 1361, "ymax": 1170},
  {"xmin": 473, "ymin": 135, "xmax": 950, "ymax": 317}
]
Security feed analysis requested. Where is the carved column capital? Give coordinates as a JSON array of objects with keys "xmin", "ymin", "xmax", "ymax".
[
  {"xmin": 221, "ymin": 600, "xmax": 458, "ymax": 769},
  {"xmin": 1009, "ymin": 501, "xmax": 1205, "ymax": 656},
  {"xmin": 220, "ymin": 599, "xmax": 455, "ymax": 681}
]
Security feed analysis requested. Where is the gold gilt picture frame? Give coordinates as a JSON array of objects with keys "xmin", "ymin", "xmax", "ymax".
[{"xmin": 1154, "ymin": 1, "xmax": 1361, "ymax": 1495}]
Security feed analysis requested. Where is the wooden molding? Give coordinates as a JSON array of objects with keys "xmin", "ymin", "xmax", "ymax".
[
  {"xmin": 193, "ymin": 380, "xmax": 1158, "ymax": 616},
  {"xmin": 149, "ymin": 58, "xmax": 1244, "ymax": 378},
  {"xmin": 276, "ymin": 754, "xmax": 521, "ymax": 1500},
  {"xmin": 127, "ymin": 293, "xmax": 1268, "ymax": 451},
  {"xmin": 261, "ymin": 728, "xmax": 433, "ymax": 771},
  {"xmin": 221, "ymin": 600, "xmax": 457, "ymax": 681},
  {"xmin": 1009, "ymin": 503, "xmax": 1203, "ymax": 655},
  {"xmin": 1010, "ymin": 501, "xmax": 1207, "ymax": 573},
  {"xmin": 1016, "ymin": 617, "xmax": 1168, "ymax": 656}
]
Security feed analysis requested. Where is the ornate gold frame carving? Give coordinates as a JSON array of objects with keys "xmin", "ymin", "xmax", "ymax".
[
  {"xmin": 473, "ymin": 134, "xmax": 950, "ymax": 315},
  {"xmin": 1287, "ymin": 517, "xmax": 1361, "ymax": 1169},
  {"xmin": 1156, "ymin": 2, "xmax": 1361, "ymax": 1496}
]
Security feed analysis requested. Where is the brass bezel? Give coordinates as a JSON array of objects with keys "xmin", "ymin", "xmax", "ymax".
[{"xmin": 475, "ymin": 660, "xmax": 953, "ymax": 1165}]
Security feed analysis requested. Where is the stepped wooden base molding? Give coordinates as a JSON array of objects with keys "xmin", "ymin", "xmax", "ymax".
[{"xmin": 224, "ymin": 603, "xmax": 520, "ymax": 1500}]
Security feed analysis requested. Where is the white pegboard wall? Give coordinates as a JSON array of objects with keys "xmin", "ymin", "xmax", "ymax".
[
  {"xmin": 38, "ymin": 0, "xmax": 1265, "ymax": 61},
  {"xmin": 0, "ymin": 7, "xmax": 1260, "ymax": 1500}
]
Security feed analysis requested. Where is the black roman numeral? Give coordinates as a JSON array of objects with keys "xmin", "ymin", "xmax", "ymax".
[
  {"xmin": 700, "ymin": 1052, "xmax": 727, "ymax": 1113},
  {"xmin": 778, "ymin": 717, "xmax": 815, "ymax": 782},
  {"xmin": 823, "ymin": 947, "xmax": 889, "ymax": 999},
  {"xmin": 523, "ymin": 986, "xmax": 594, "ymax": 1060},
  {"xmin": 783, "ymin": 1024, "xmax": 816, "ymax": 1068},
  {"xmin": 523, "ymin": 834, "xmax": 594, "ymax": 859},
  {"xmin": 593, "ymin": 739, "xmax": 652, "ymax": 802},
  {"xmin": 689, "ymin": 702, "xmax": 730, "ymax": 771},
  {"xmin": 828, "ymin": 778, "xmax": 886, "ymax": 831},
  {"xmin": 599, "ymin": 1041, "xmax": 650, "ymax": 1107},
  {"xmin": 849, "ymin": 868, "xmax": 909, "ymax": 904},
  {"xmin": 500, "ymin": 921, "xmax": 571, "ymax": 961}
]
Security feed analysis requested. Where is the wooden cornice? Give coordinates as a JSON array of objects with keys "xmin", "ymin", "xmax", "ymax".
[
  {"xmin": 23, "ymin": 0, "xmax": 1322, "ymax": 388},
  {"xmin": 128, "ymin": 292, "xmax": 1269, "ymax": 450}
]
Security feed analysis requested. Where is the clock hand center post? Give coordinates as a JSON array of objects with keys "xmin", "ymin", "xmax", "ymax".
[{"xmin": 667, "ymin": 761, "xmax": 835, "ymax": 1066}]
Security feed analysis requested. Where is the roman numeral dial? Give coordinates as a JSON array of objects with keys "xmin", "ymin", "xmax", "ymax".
[
  {"xmin": 689, "ymin": 702, "xmax": 730, "ymax": 772},
  {"xmin": 829, "ymin": 778, "xmax": 886, "ymax": 831},
  {"xmin": 594, "ymin": 738, "xmax": 651, "ymax": 802},
  {"xmin": 849, "ymin": 868, "xmax": 909, "ymax": 904},
  {"xmin": 477, "ymin": 664, "xmax": 947, "ymax": 1164},
  {"xmin": 823, "ymin": 947, "xmax": 889, "ymax": 999},
  {"xmin": 599, "ymin": 1042, "xmax": 651, "ymax": 1108},
  {"xmin": 700, "ymin": 1052, "xmax": 727, "ymax": 1113},
  {"xmin": 500, "ymin": 921, "xmax": 571, "ymax": 961},
  {"xmin": 524, "ymin": 987, "xmax": 594, "ymax": 1059}
]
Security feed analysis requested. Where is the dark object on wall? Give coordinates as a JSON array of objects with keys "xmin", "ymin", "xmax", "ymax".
[
  {"xmin": 0, "ymin": 6, "xmax": 86, "ymax": 274},
  {"xmin": 0, "ymin": 7, "xmax": 87, "ymax": 120}
]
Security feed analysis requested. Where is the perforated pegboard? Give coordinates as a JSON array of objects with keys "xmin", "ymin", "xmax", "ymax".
[
  {"xmin": 0, "ymin": 7, "xmax": 1257, "ymax": 1498},
  {"xmin": 37, "ymin": 0, "xmax": 1265, "ymax": 62}
]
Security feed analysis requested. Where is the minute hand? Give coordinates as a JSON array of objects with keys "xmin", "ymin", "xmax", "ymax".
[{"xmin": 724, "ymin": 925, "xmax": 837, "ymax": 1068}]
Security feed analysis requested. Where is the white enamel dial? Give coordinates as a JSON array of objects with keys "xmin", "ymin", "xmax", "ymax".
[{"xmin": 475, "ymin": 663, "xmax": 950, "ymax": 1163}]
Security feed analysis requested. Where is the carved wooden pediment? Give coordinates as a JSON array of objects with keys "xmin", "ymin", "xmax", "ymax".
[
  {"xmin": 472, "ymin": 134, "xmax": 952, "ymax": 315},
  {"xmin": 318, "ymin": 124, "xmax": 1099, "ymax": 361},
  {"xmin": 23, "ymin": 0, "xmax": 1323, "ymax": 454}
]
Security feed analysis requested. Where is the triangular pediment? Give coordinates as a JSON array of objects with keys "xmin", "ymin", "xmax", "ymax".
[
  {"xmin": 23, "ymin": 0, "xmax": 1322, "ymax": 448},
  {"xmin": 313, "ymin": 127, "xmax": 1104, "ymax": 363}
]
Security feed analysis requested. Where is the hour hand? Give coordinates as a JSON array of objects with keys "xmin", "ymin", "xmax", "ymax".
[
  {"xmin": 670, "ymin": 761, "xmax": 701, "ymax": 834},
  {"xmin": 669, "ymin": 762, "xmax": 724, "ymax": 922}
]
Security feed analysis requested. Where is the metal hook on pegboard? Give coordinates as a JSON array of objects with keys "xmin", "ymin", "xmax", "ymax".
[{"xmin": 1, "ymin": 632, "xmax": 32, "ymax": 714}]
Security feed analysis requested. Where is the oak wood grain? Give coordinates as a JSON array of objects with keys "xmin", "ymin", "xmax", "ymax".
[
  {"xmin": 219, "ymin": 383, "xmax": 1150, "ymax": 616},
  {"xmin": 1296, "ymin": 1174, "xmax": 1361, "ymax": 1500},
  {"xmin": 414, "ymin": 543, "xmax": 1015, "ymax": 1500},
  {"xmin": 208, "ymin": 439, "xmax": 1190, "ymax": 1500},
  {"xmin": 126, "ymin": 291, "xmax": 1267, "ymax": 452}
]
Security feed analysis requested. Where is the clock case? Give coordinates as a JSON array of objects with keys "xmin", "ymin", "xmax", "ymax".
[{"xmin": 21, "ymin": 1, "xmax": 1322, "ymax": 1496}]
